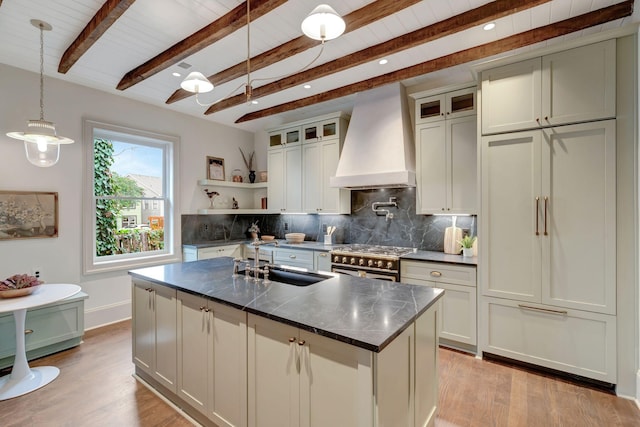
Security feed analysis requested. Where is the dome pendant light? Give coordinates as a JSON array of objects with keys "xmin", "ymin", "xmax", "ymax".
[
  {"xmin": 6, "ymin": 19, "xmax": 74, "ymax": 167},
  {"xmin": 301, "ymin": 4, "xmax": 346, "ymax": 42}
]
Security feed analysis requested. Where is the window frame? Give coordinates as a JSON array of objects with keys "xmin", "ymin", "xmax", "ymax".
[{"xmin": 82, "ymin": 120, "xmax": 180, "ymax": 274}]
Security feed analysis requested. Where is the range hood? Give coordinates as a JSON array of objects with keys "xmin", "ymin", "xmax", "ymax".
[{"xmin": 330, "ymin": 83, "xmax": 415, "ymax": 189}]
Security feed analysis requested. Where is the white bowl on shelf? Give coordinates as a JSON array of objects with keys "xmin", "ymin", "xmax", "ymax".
[{"xmin": 285, "ymin": 233, "xmax": 305, "ymax": 243}]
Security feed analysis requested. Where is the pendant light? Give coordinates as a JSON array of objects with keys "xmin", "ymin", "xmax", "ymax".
[
  {"xmin": 180, "ymin": 3, "xmax": 345, "ymax": 107},
  {"xmin": 6, "ymin": 19, "xmax": 74, "ymax": 167}
]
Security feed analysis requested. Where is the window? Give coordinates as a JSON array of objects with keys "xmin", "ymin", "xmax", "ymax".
[{"xmin": 83, "ymin": 120, "xmax": 180, "ymax": 274}]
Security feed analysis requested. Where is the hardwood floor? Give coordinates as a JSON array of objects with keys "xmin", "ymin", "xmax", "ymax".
[{"xmin": 1, "ymin": 320, "xmax": 639, "ymax": 426}]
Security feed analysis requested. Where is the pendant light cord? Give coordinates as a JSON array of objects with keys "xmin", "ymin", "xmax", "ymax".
[{"xmin": 39, "ymin": 22, "xmax": 45, "ymax": 121}]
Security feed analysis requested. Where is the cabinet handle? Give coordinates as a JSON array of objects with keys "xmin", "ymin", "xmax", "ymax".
[
  {"xmin": 430, "ymin": 271, "xmax": 442, "ymax": 277},
  {"xmin": 544, "ymin": 116, "xmax": 549, "ymax": 121},
  {"xmin": 536, "ymin": 117, "xmax": 540, "ymax": 124},
  {"xmin": 25, "ymin": 329, "xmax": 34, "ymax": 335},
  {"xmin": 518, "ymin": 304, "xmax": 567, "ymax": 315},
  {"xmin": 319, "ymin": 253, "xmax": 327, "ymax": 257},
  {"xmin": 289, "ymin": 337, "xmax": 296, "ymax": 343},
  {"xmin": 535, "ymin": 197, "xmax": 540, "ymax": 236},
  {"xmin": 298, "ymin": 340, "xmax": 306, "ymax": 346},
  {"xmin": 544, "ymin": 197, "xmax": 548, "ymax": 236},
  {"xmin": 289, "ymin": 255, "xmax": 296, "ymax": 259}
]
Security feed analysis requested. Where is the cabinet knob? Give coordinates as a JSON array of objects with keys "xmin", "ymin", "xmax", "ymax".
[
  {"xmin": 289, "ymin": 337, "xmax": 296, "ymax": 343},
  {"xmin": 24, "ymin": 329, "xmax": 34, "ymax": 335},
  {"xmin": 200, "ymin": 306, "xmax": 206, "ymax": 311},
  {"xmin": 298, "ymin": 340, "xmax": 306, "ymax": 346},
  {"xmin": 319, "ymin": 253, "xmax": 327, "ymax": 257},
  {"xmin": 289, "ymin": 254, "xmax": 297, "ymax": 259},
  {"xmin": 544, "ymin": 116, "xmax": 549, "ymax": 121},
  {"xmin": 430, "ymin": 271, "xmax": 442, "ymax": 277}
]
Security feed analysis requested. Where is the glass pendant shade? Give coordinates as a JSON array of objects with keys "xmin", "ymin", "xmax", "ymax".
[
  {"xmin": 6, "ymin": 19, "xmax": 74, "ymax": 167},
  {"xmin": 7, "ymin": 120, "xmax": 73, "ymax": 167},
  {"xmin": 180, "ymin": 71, "xmax": 214, "ymax": 93},
  {"xmin": 301, "ymin": 4, "xmax": 346, "ymax": 41}
]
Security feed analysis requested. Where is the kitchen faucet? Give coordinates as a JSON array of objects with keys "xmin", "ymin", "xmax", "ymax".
[{"xmin": 242, "ymin": 239, "xmax": 279, "ymax": 283}]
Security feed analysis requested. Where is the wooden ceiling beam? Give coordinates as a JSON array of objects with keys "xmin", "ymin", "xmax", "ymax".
[
  {"xmin": 116, "ymin": 0, "xmax": 286, "ymax": 91},
  {"xmin": 58, "ymin": 0, "xmax": 136, "ymax": 74},
  {"xmin": 204, "ymin": 0, "xmax": 550, "ymax": 115},
  {"xmin": 236, "ymin": 0, "xmax": 633, "ymax": 123},
  {"xmin": 166, "ymin": 0, "xmax": 422, "ymax": 105}
]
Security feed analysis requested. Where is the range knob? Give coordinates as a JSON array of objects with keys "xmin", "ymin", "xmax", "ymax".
[
  {"xmin": 387, "ymin": 261, "xmax": 394, "ymax": 270},
  {"xmin": 377, "ymin": 260, "xmax": 384, "ymax": 268},
  {"xmin": 350, "ymin": 257, "xmax": 356, "ymax": 265},
  {"xmin": 334, "ymin": 255, "xmax": 340, "ymax": 263},
  {"xmin": 368, "ymin": 259, "xmax": 374, "ymax": 267},
  {"xmin": 342, "ymin": 256, "xmax": 348, "ymax": 264},
  {"xmin": 358, "ymin": 258, "xmax": 365, "ymax": 266}
]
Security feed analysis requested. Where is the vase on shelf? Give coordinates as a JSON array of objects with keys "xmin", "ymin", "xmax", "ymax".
[{"xmin": 249, "ymin": 170, "xmax": 256, "ymax": 183}]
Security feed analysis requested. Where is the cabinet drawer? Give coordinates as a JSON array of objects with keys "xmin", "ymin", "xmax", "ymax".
[
  {"xmin": 198, "ymin": 244, "xmax": 240, "ymax": 259},
  {"xmin": 401, "ymin": 260, "xmax": 476, "ymax": 287},
  {"xmin": 0, "ymin": 295, "xmax": 86, "ymax": 361},
  {"xmin": 481, "ymin": 297, "xmax": 616, "ymax": 383},
  {"xmin": 274, "ymin": 248, "xmax": 314, "ymax": 269}
]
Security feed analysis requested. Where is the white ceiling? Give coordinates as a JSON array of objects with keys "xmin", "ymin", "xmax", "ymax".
[{"xmin": 0, "ymin": 0, "xmax": 638, "ymax": 133}]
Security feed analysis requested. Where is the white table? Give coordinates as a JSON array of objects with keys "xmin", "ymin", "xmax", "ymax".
[{"xmin": 0, "ymin": 283, "xmax": 81, "ymax": 400}]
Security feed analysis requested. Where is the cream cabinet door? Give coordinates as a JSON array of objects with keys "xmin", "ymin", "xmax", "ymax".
[
  {"xmin": 267, "ymin": 149, "xmax": 285, "ymax": 210},
  {"xmin": 542, "ymin": 40, "xmax": 616, "ymax": 126},
  {"xmin": 132, "ymin": 280, "xmax": 177, "ymax": 392},
  {"xmin": 302, "ymin": 142, "xmax": 321, "ymax": 213},
  {"xmin": 542, "ymin": 120, "xmax": 616, "ymax": 315},
  {"xmin": 248, "ymin": 314, "xmax": 300, "ymax": 427},
  {"xmin": 299, "ymin": 330, "xmax": 369, "ymax": 427},
  {"xmin": 449, "ymin": 115, "xmax": 477, "ymax": 214},
  {"xmin": 313, "ymin": 251, "xmax": 331, "ymax": 272},
  {"xmin": 320, "ymin": 139, "xmax": 349, "ymax": 213},
  {"xmin": 481, "ymin": 130, "xmax": 543, "ymax": 302},
  {"xmin": 416, "ymin": 121, "xmax": 447, "ymax": 214},
  {"xmin": 481, "ymin": 58, "xmax": 542, "ymax": 134},
  {"xmin": 284, "ymin": 145, "xmax": 302, "ymax": 212}
]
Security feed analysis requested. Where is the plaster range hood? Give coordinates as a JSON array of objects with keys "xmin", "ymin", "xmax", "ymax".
[{"xmin": 330, "ymin": 82, "xmax": 415, "ymax": 189}]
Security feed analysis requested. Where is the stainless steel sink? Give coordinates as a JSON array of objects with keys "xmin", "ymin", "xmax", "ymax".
[{"xmin": 239, "ymin": 266, "xmax": 333, "ymax": 286}]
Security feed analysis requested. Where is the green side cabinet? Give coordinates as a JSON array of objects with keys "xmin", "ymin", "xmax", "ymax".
[{"xmin": 0, "ymin": 291, "xmax": 88, "ymax": 369}]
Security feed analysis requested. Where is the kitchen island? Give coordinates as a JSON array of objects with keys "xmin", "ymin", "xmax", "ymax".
[{"xmin": 129, "ymin": 257, "xmax": 443, "ymax": 427}]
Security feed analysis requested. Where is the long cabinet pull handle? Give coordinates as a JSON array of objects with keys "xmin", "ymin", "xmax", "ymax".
[
  {"xmin": 25, "ymin": 329, "xmax": 34, "ymax": 335},
  {"xmin": 518, "ymin": 304, "xmax": 567, "ymax": 315},
  {"xmin": 544, "ymin": 197, "xmax": 549, "ymax": 236},
  {"xmin": 535, "ymin": 197, "xmax": 540, "ymax": 236},
  {"xmin": 430, "ymin": 271, "xmax": 442, "ymax": 277}
]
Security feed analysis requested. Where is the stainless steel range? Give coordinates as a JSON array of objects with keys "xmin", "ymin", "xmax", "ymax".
[{"xmin": 330, "ymin": 244, "xmax": 414, "ymax": 281}]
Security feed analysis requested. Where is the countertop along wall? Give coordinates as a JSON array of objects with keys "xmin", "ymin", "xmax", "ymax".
[{"xmin": 0, "ymin": 63, "xmax": 256, "ymax": 329}]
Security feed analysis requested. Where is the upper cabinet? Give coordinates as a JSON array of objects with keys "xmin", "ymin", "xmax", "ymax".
[
  {"xmin": 414, "ymin": 86, "xmax": 477, "ymax": 215},
  {"xmin": 481, "ymin": 39, "xmax": 616, "ymax": 135},
  {"xmin": 415, "ymin": 86, "xmax": 476, "ymax": 124},
  {"xmin": 302, "ymin": 116, "xmax": 345, "ymax": 143},
  {"xmin": 269, "ymin": 126, "xmax": 301, "ymax": 149},
  {"xmin": 268, "ymin": 112, "xmax": 350, "ymax": 214}
]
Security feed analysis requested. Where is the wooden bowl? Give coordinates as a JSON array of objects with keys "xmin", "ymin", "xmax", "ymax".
[
  {"xmin": 0, "ymin": 285, "xmax": 39, "ymax": 299},
  {"xmin": 285, "ymin": 233, "xmax": 305, "ymax": 243},
  {"xmin": 261, "ymin": 235, "xmax": 275, "ymax": 241}
]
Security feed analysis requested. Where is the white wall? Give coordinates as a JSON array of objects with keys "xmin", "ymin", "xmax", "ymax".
[{"xmin": 0, "ymin": 63, "xmax": 255, "ymax": 329}]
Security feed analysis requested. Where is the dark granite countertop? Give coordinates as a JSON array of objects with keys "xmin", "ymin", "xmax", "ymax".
[
  {"xmin": 401, "ymin": 250, "xmax": 477, "ymax": 266},
  {"xmin": 129, "ymin": 257, "xmax": 443, "ymax": 353}
]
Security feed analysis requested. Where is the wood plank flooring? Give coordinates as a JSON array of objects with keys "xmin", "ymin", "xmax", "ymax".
[{"xmin": 1, "ymin": 320, "xmax": 639, "ymax": 426}]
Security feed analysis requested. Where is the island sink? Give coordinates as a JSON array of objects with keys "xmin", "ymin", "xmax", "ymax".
[{"xmin": 239, "ymin": 266, "xmax": 333, "ymax": 286}]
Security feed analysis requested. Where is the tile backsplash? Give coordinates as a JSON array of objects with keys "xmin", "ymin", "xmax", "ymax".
[{"xmin": 182, "ymin": 188, "xmax": 475, "ymax": 252}]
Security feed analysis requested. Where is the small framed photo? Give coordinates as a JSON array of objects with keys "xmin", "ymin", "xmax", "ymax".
[
  {"xmin": 207, "ymin": 156, "xmax": 225, "ymax": 181},
  {"xmin": 0, "ymin": 191, "xmax": 58, "ymax": 240}
]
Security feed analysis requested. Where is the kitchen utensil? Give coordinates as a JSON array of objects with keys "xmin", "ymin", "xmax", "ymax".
[{"xmin": 444, "ymin": 216, "xmax": 462, "ymax": 254}]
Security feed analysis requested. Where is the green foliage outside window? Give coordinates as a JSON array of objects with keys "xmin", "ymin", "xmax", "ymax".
[{"xmin": 94, "ymin": 139, "xmax": 118, "ymax": 256}]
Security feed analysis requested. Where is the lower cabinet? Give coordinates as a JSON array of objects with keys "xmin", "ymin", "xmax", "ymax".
[
  {"xmin": 183, "ymin": 244, "xmax": 242, "ymax": 262},
  {"xmin": 481, "ymin": 296, "xmax": 617, "ymax": 384},
  {"xmin": 314, "ymin": 250, "xmax": 331, "ymax": 271},
  {"xmin": 401, "ymin": 260, "xmax": 477, "ymax": 353},
  {"xmin": 273, "ymin": 247, "xmax": 315, "ymax": 270},
  {"xmin": 177, "ymin": 291, "xmax": 247, "ymax": 427},
  {"xmin": 0, "ymin": 292, "xmax": 87, "ymax": 369},
  {"xmin": 247, "ymin": 309, "xmax": 439, "ymax": 427},
  {"xmin": 132, "ymin": 279, "xmax": 177, "ymax": 392}
]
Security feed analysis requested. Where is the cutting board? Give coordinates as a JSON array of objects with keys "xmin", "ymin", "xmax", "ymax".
[{"xmin": 444, "ymin": 226, "xmax": 462, "ymax": 254}]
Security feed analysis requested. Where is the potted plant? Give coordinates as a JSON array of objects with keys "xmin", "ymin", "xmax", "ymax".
[{"xmin": 458, "ymin": 235, "xmax": 476, "ymax": 257}]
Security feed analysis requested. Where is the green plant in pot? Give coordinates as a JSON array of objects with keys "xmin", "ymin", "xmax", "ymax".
[{"xmin": 458, "ymin": 235, "xmax": 476, "ymax": 257}]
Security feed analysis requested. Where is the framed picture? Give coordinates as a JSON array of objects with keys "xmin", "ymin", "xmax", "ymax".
[
  {"xmin": 207, "ymin": 156, "xmax": 225, "ymax": 181},
  {"xmin": 0, "ymin": 191, "xmax": 58, "ymax": 240}
]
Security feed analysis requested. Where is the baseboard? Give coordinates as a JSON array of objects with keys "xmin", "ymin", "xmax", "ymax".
[
  {"xmin": 84, "ymin": 301, "xmax": 131, "ymax": 330},
  {"xmin": 636, "ymin": 370, "xmax": 640, "ymax": 408}
]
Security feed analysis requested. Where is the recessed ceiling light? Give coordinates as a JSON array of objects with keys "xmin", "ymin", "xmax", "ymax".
[
  {"xmin": 172, "ymin": 72, "xmax": 181, "ymax": 77},
  {"xmin": 483, "ymin": 22, "xmax": 495, "ymax": 31},
  {"xmin": 379, "ymin": 59, "xmax": 388, "ymax": 65},
  {"xmin": 303, "ymin": 84, "xmax": 312, "ymax": 89}
]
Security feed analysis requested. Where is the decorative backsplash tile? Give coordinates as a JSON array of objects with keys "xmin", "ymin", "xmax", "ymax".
[{"xmin": 182, "ymin": 188, "xmax": 475, "ymax": 252}]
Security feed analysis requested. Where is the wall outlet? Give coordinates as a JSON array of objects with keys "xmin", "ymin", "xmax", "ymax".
[
  {"xmin": 322, "ymin": 224, "xmax": 327, "ymax": 233},
  {"xmin": 32, "ymin": 269, "xmax": 41, "ymax": 279},
  {"xmin": 284, "ymin": 222, "xmax": 289, "ymax": 231},
  {"xmin": 200, "ymin": 223, "xmax": 209, "ymax": 233}
]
